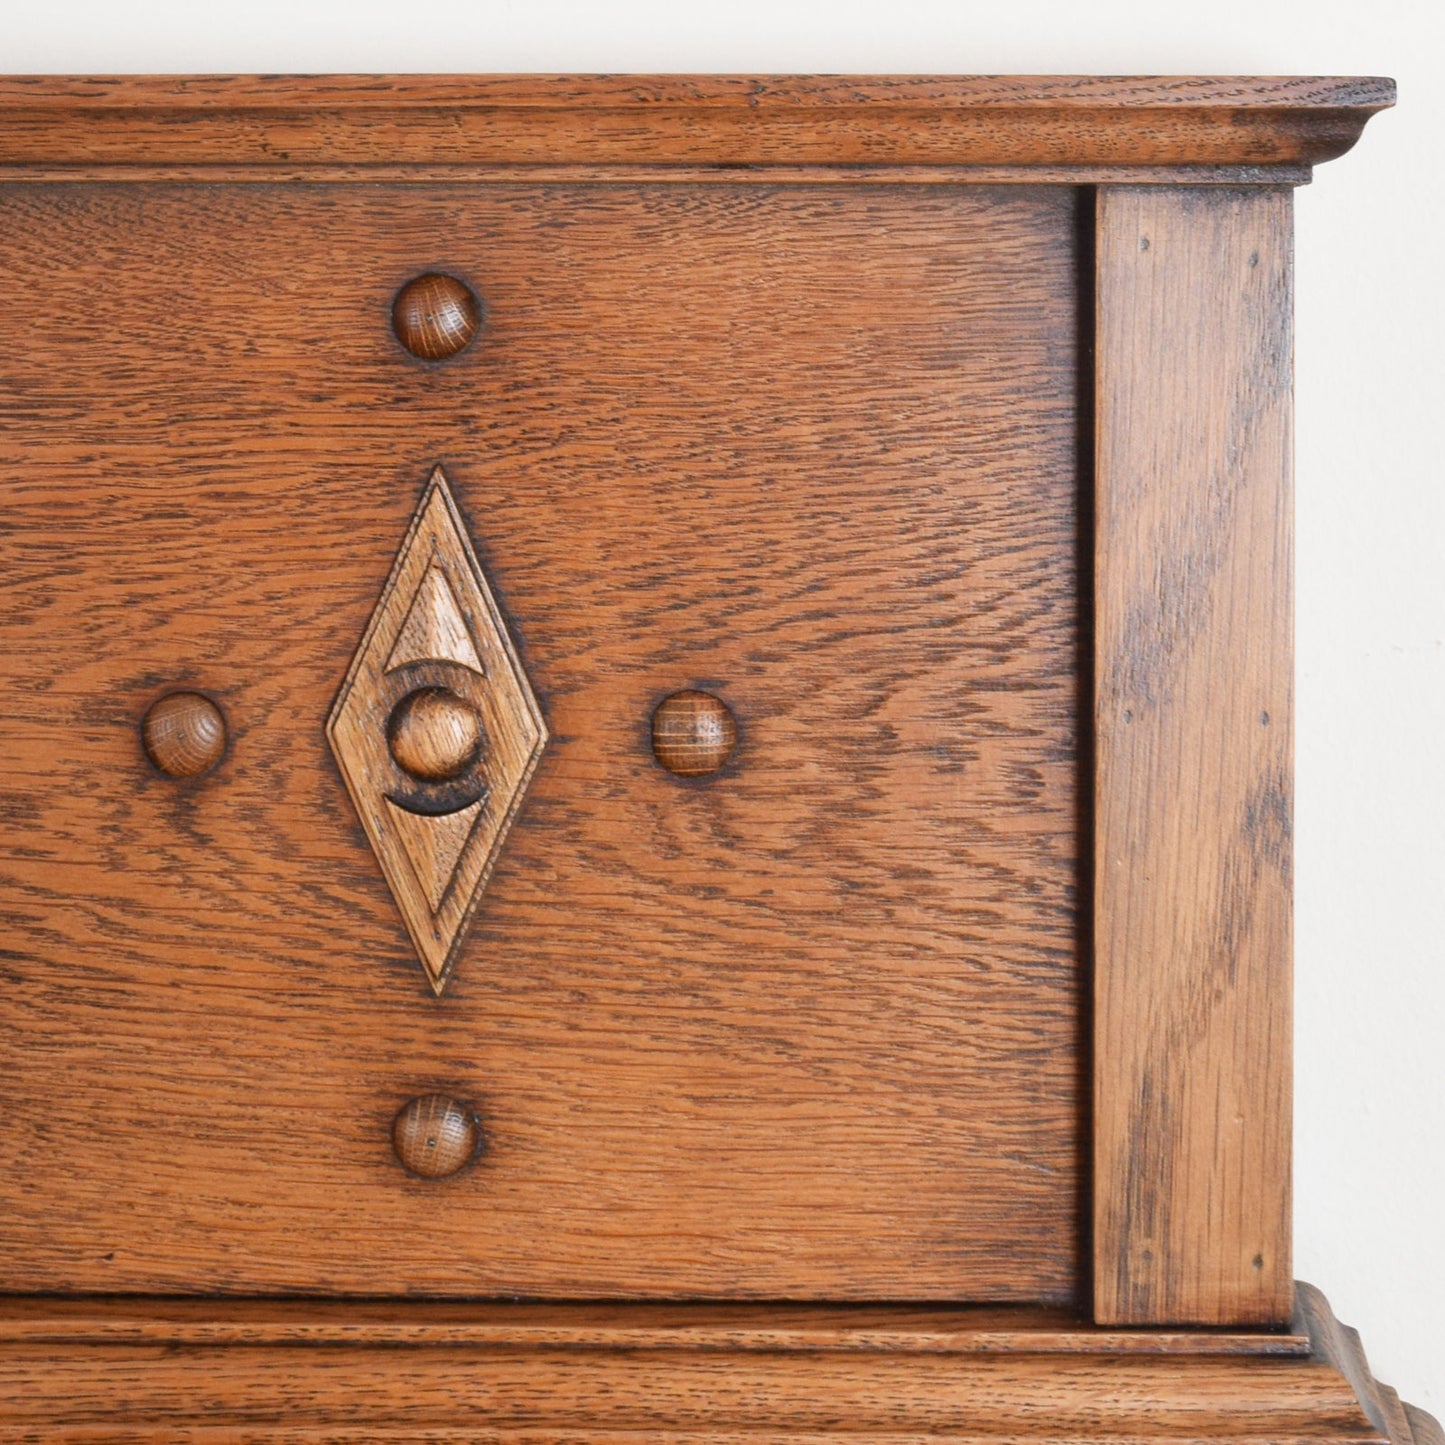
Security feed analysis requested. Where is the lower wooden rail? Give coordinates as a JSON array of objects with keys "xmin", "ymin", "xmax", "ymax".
[{"xmin": 0, "ymin": 1284, "xmax": 1433, "ymax": 1442}]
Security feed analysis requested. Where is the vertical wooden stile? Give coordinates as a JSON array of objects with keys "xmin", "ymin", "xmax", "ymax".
[{"xmin": 1092, "ymin": 186, "xmax": 1295, "ymax": 1326}]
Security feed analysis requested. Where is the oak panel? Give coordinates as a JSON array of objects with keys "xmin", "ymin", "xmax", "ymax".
[
  {"xmin": 1093, "ymin": 185, "xmax": 1294, "ymax": 1325},
  {"xmin": 0, "ymin": 182, "xmax": 1081, "ymax": 1298}
]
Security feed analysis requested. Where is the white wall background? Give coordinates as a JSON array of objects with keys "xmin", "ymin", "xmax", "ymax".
[{"xmin": 4, "ymin": 0, "xmax": 1440, "ymax": 1416}]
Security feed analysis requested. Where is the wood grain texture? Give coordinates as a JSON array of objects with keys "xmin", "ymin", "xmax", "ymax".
[
  {"xmin": 1093, "ymin": 186, "xmax": 1294, "ymax": 1325},
  {"xmin": 0, "ymin": 75, "xmax": 1394, "ymax": 177},
  {"xmin": 0, "ymin": 182, "xmax": 1082, "ymax": 1298},
  {"xmin": 0, "ymin": 1298, "xmax": 1313, "ymax": 1353},
  {"xmin": 0, "ymin": 1289, "xmax": 1392, "ymax": 1441},
  {"xmin": 0, "ymin": 1351, "xmax": 1375, "ymax": 1439}
]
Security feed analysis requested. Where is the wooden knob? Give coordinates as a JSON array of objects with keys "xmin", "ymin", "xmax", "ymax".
[
  {"xmin": 392, "ymin": 273, "xmax": 481, "ymax": 360},
  {"xmin": 388, "ymin": 687, "xmax": 484, "ymax": 781},
  {"xmin": 651, "ymin": 690, "xmax": 738, "ymax": 777},
  {"xmin": 141, "ymin": 692, "xmax": 227, "ymax": 778},
  {"xmin": 392, "ymin": 1095, "xmax": 480, "ymax": 1179}
]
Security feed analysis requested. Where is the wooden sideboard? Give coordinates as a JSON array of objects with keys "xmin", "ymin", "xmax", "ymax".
[{"xmin": 0, "ymin": 74, "xmax": 1431, "ymax": 1442}]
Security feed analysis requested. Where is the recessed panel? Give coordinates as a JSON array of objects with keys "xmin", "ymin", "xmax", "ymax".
[{"xmin": 0, "ymin": 183, "xmax": 1082, "ymax": 1298}]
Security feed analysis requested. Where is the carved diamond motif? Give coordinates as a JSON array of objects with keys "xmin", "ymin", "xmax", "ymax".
[{"xmin": 326, "ymin": 467, "xmax": 547, "ymax": 994}]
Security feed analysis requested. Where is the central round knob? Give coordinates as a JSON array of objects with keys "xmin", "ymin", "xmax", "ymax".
[{"xmin": 388, "ymin": 688, "xmax": 483, "ymax": 781}]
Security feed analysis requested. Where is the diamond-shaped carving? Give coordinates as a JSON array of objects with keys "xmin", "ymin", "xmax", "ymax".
[{"xmin": 327, "ymin": 467, "xmax": 546, "ymax": 994}]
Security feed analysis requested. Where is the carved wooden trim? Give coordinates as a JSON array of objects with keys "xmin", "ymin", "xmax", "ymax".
[
  {"xmin": 0, "ymin": 1298, "xmax": 1312, "ymax": 1353},
  {"xmin": 1298, "ymin": 1284, "xmax": 1443, "ymax": 1445},
  {"xmin": 0, "ymin": 1287, "xmax": 1431, "ymax": 1443},
  {"xmin": 326, "ymin": 467, "xmax": 546, "ymax": 995},
  {"xmin": 1092, "ymin": 186, "xmax": 1294, "ymax": 1326},
  {"xmin": 0, "ymin": 74, "xmax": 1393, "ymax": 178}
]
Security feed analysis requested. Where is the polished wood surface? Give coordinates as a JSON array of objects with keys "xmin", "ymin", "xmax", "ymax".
[
  {"xmin": 0, "ymin": 75, "xmax": 1394, "ymax": 178},
  {"xmin": 1092, "ymin": 186, "xmax": 1294, "ymax": 1326},
  {"xmin": 6, "ymin": 1350, "xmax": 1373, "ymax": 1440},
  {"xmin": 0, "ymin": 181, "xmax": 1082, "ymax": 1298},
  {"xmin": 651, "ymin": 689, "xmax": 738, "ymax": 777},
  {"xmin": 0, "ymin": 1286, "xmax": 1418, "ymax": 1444},
  {"xmin": 139, "ymin": 691, "xmax": 228, "ymax": 778},
  {"xmin": 388, "ymin": 688, "xmax": 484, "ymax": 781},
  {"xmin": 392, "ymin": 272, "xmax": 482, "ymax": 362},
  {"xmin": 391, "ymin": 1094, "xmax": 481, "ymax": 1179}
]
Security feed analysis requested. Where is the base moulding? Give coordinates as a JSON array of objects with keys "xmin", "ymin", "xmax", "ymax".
[{"xmin": 0, "ymin": 1282, "xmax": 1435, "ymax": 1442}]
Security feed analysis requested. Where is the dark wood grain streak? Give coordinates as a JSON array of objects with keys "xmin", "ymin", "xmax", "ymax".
[
  {"xmin": 1093, "ymin": 185, "xmax": 1294, "ymax": 1326},
  {"xmin": 0, "ymin": 181, "xmax": 1082, "ymax": 1299},
  {"xmin": 0, "ymin": 75, "xmax": 1394, "ymax": 173}
]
